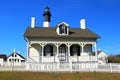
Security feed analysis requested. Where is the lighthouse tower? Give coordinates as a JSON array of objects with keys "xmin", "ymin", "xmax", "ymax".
[{"xmin": 43, "ymin": 7, "xmax": 51, "ymax": 27}]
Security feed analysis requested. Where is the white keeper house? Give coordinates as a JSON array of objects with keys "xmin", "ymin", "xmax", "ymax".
[{"xmin": 24, "ymin": 7, "xmax": 100, "ymax": 71}]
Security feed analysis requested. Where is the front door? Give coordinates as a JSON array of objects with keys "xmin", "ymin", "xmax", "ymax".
[{"xmin": 59, "ymin": 47, "xmax": 66, "ymax": 61}]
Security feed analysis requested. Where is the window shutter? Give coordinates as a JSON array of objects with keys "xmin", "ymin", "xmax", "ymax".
[
  {"xmin": 65, "ymin": 27, "xmax": 67, "ymax": 34},
  {"xmin": 44, "ymin": 47, "xmax": 46, "ymax": 56},
  {"xmin": 59, "ymin": 26, "xmax": 62, "ymax": 34},
  {"xmin": 51, "ymin": 46, "xmax": 53, "ymax": 56},
  {"xmin": 70, "ymin": 46, "xmax": 73, "ymax": 56},
  {"xmin": 77, "ymin": 46, "xmax": 80, "ymax": 56}
]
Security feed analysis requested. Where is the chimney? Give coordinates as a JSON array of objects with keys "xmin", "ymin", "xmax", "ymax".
[
  {"xmin": 80, "ymin": 19, "xmax": 86, "ymax": 29},
  {"xmin": 31, "ymin": 17, "xmax": 35, "ymax": 28}
]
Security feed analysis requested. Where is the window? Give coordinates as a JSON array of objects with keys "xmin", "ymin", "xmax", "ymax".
[
  {"xmin": 72, "ymin": 46, "xmax": 78, "ymax": 55},
  {"xmin": 59, "ymin": 25, "xmax": 67, "ymax": 34},
  {"xmin": 15, "ymin": 54, "xmax": 17, "ymax": 57},
  {"xmin": 44, "ymin": 45, "xmax": 53, "ymax": 56},
  {"xmin": 12, "ymin": 59, "xmax": 14, "ymax": 62},
  {"xmin": 18, "ymin": 59, "xmax": 19, "ymax": 62},
  {"xmin": 21, "ymin": 60, "xmax": 25, "ymax": 62},
  {"xmin": 56, "ymin": 22, "xmax": 69, "ymax": 35},
  {"xmin": 70, "ymin": 45, "xmax": 80, "ymax": 56},
  {"xmin": 15, "ymin": 59, "xmax": 16, "ymax": 62},
  {"xmin": 9, "ymin": 59, "xmax": 11, "ymax": 62}
]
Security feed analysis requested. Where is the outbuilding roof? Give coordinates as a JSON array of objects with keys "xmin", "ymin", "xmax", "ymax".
[
  {"xmin": 0, "ymin": 54, "xmax": 7, "ymax": 61},
  {"xmin": 8, "ymin": 52, "xmax": 25, "ymax": 59}
]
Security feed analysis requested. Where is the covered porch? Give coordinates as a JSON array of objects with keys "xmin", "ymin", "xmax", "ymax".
[{"xmin": 27, "ymin": 41, "xmax": 98, "ymax": 63}]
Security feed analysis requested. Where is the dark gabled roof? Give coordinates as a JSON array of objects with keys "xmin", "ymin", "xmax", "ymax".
[
  {"xmin": 24, "ymin": 27, "xmax": 100, "ymax": 39},
  {"xmin": 8, "ymin": 52, "xmax": 25, "ymax": 59},
  {"xmin": 0, "ymin": 54, "xmax": 7, "ymax": 61}
]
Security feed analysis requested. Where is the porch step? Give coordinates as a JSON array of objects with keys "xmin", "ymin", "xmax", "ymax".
[{"xmin": 59, "ymin": 62, "xmax": 71, "ymax": 70}]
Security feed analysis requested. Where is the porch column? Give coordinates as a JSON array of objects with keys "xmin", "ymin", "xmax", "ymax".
[
  {"xmin": 55, "ymin": 43, "xmax": 60, "ymax": 62},
  {"xmin": 57, "ymin": 45, "xmax": 59, "ymax": 62},
  {"xmin": 40, "ymin": 43, "xmax": 46, "ymax": 63},
  {"xmin": 80, "ymin": 43, "xmax": 86, "ymax": 54},
  {"xmin": 41, "ymin": 45, "xmax": 44, "ymax": 63},
  {"xmin": 26, "ymin": 42, "xmax": 29, "ymax": 63},
  {"xmin": 93, "ymin": 43, "xmax": 98, "ymax": 62},
  {"xmin": 67, "ymin": 43, "xmax": 72, "ymax": 62},
  {"xmin": 27, "ymin": 42, "xmax": 31, "ymax": 63}
]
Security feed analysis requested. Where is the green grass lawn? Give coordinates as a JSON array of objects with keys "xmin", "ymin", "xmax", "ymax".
[{"xmin": 0, "ymin": 72, "xmax": 120, "ymax": 80}]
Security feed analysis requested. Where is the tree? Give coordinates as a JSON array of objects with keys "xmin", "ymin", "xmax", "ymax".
[{"xmin": 108, "ymin": 54, "xmax": 120, "ymax": 63}]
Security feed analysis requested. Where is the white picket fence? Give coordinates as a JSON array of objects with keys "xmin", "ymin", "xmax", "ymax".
[
  {"xmin": 0, "ymin": 62, "xmax": 26, "ymax": 71},
  {"xmin": 97, "ymin": 63, "xmax": 120, "ymax": 73},
  {"xmin": 0, "ymin": 62, "xmax": 120, "ymax": 73},
  {"xmin": 26, "ymin": 62, "xmax": 120, "ymax": 73}
]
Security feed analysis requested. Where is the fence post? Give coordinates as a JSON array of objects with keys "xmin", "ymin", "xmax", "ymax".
[
  {"xmin": 57, "ymin": 62, "xmax": 59, "ymax": 72},
  {"xmin": 110, "ymin": 63, "xmax": 112, "ymax": 73},
  {"xmin": 70, "ymin": 61, "xmax": 72, "ymax": 73},
  {"xmin": 119, "ymin": 64, "xmax": 120, "ymax": 73}
]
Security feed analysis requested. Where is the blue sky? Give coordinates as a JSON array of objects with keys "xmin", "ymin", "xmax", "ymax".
[{"xmin": 0, "ymin": 0, "xmax": 120, "ymax": 57}]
